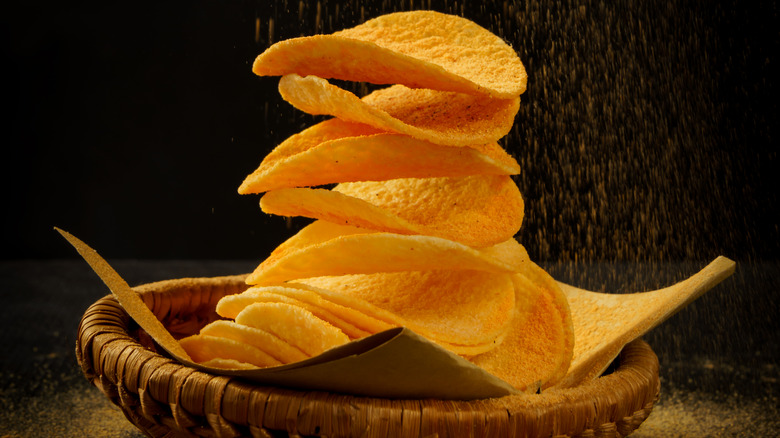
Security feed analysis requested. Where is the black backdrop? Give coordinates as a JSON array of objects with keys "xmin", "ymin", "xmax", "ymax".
[{"xmin": 4, "ymin": 0, "xmax": 777, "ymax": 264}]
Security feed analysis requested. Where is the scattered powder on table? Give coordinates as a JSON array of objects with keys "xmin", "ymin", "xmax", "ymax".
[
  {"xmin": 632, "ymin": 388, "xmax": 779, "ymax": 437},
  {"xmin": 0, "ymin": 385, "xmax": 141, "ymax": 438},
  {"xmin": 0, "ymin": 363, "xmax": 142, "ymax": 438}
]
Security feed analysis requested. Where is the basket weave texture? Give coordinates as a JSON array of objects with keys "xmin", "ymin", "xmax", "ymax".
[{"xmin": 76, "ymin": 275, "xmax": 660, "ymax": 438}]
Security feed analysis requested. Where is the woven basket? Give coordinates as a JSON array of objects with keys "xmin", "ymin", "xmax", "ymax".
[{"xmin": 76, "ymin": 275, "xmax": 660, "ymax": 438}]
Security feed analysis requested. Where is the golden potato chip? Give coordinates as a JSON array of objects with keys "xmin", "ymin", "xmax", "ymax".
[
  {"xmin": 284, "ymin": 282, "xmax": 505, "ymax": 357},
  {"xmin": 278, "ymin": 74, "xmax": 519, "ymax": 146},
  {"xmin": 519, "ymin": 262, "xmax": 575, "ymax": 387},
  {"xmin": 199, "ymin": 358, "xmax": 259, "ymax": 370},
  {"xmin": 234, "ymin": 302, "xmax": 349, "ymax": 356},
  {"xmin": 285, "ymin": 282, "xmax": 406, "ymax": 328},
  {"xmin": 441, "ymin": 338, "xmax": 510, "ymax": 357},
  {"xmin": 253, "ymin": 11, "xmax": 527, "ymax": 98},
  {"xmin": 248, "ymin": 285, "xmax": 398, "ymax": 335},
  {"xmin": 259, "ymin": 175, "xmax": 524, "ymax": 247},
  {"xmin": 238, "ymin": 130, "xmax": 520, "ymax": 194},
  {"xmin": 262, "ymin": 220, "xmax": 373, "ymax": 268},
  {"xmin": 299, "ymin": 270, "xmax": 515, "ymax": 350},
  {"xmin": 258, "ymin": 118, "xmax": 385, "ymax": 171},
  {"xmin": 470, "ymin": 263, "xmax": 574, "ymax": 391},
  {"xmin": 260, "ymin": 188, "xmax": 412, "ymax": 237},
  {"xmin": 262, "ymin": 283, "xmax": 500, "ymax": 356},
  {"xmin": 217, "ymin": 288, "xmax": 370, "ymax": 340},
  {"xmin": 199, "ymin": 319, "xmax": 308, "ymax": 364},
  {"xmin": 179, "ymin": 334, "xmax": 282, "ymax": 368},
  {"xmin": 245, "ymin": 231, "xmax": 530, "ymax": 285}
]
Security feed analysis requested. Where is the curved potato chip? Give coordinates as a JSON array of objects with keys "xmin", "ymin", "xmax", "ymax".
[
  {"xmin": 264, "ymin": 220, "xmax": 373, "ymax": 267},
  {"xmin": 199, "ymin": 358, "xmax": 258, "ymax": 370},
  {"xmin": 284, "ymin": 282, "xmax": 506, "ymax": 357},
  {"xmin": 246, "ymin": 285, "xmax": 398, "ymax": 335},
  {"xmin": 519, "ymin": 261, "xmax": 575, "ymax": 387},
  {"xmin": 216, "ymin": 288, "xmax": 370, "ymax": 339},
  {"xmin": 254, "ymin": 11, "xmax": 527, "ymax": 98},
  {"xmin": 179, "ymin": 334, "xmax": 282, "ymax": 368},
  {"xmin": 216, "ymin": 285, "xmax": 297, "ymax": 319},
  {"xmin": 238, "ymin": 130, "xmax": 520, "ymax": 193},
  {"xmin": 259, "ymin": 118, "xmax": 385, "ymax": 170},
  {"xmin": 261, "ymin": 219, "xmax": 530, "ymax": 272},
  {"xmin": 260, "ymin": 188, "xmax": 413, "ymax": 238},
  {"xmin": 285, "ymin": 281, "xmax": 406, "ymax": 328},
  {"xmin": 245, "ymin": 231, "xmax": 530, "ymax": 285},
  {"xmin": 259, "ymin": 175, "xmax": 524, "ymax": 247},
  {"xmin": 199, "ymin": 319, "xmax": 308, "ymax": 364},
  {"xmin": 470, "ymin": 263, "xmax": 574, "ymax": 391},
  {"xmin": 299, "ymin": 270, "xmax": 515, "ymax": 349},
  {"xmin": 242, "ymin": 285, "xmax": 499, "ymax": 355},
  {"xmin": 235, "ymin": 302, "xmax": 349, "ymax": 357},
  {"xmin": 279, "ymin": 74, "xmax": 519, "ymax": 146}
]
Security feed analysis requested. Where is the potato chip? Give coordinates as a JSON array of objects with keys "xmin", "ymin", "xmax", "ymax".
[
  {"xmin": 253, "ymin": 11, "xmax": 527, "ymax": 98},
  {"xmin": 179, "ymin": 334, "xmax": 282, "ymax": 368},
  {"xmin": 442, "ymin": 338, "xmax": 510, "ymax": 357},
  {"xmin": 258, "ymin": 118, "xmax": 385, "ymax": 171},
  {"xmin": 260, "ymin": 188, "xmax": 413, "ymax": 237},
  {"xmin": 470, "ymin": 263, "xmax": 574, "ymax": 391},
  {"xmin": 298, "ymin": 270, "xmax": 515, "ymax": 349},
  {"xmin": 199, "ymin": 319, "xmax": 308, "ymax": 364},
  {"xmin": 245, "ymin": 231, "xmax": 531, "ymax": 285},
  {"xmin": 285, "ymin": 282, "xmax": 406, "ymax": 328},
  {"xmin": 520, "ymin": 262, "xmax": 575, "ymax": 387},
  {"xmin": 247, "ymin": 284, "xmax": 398, "ymax": 335},
  {"xmin": 238, "ymin": 130, "xmax": 520, "ymax": 194},
  {"xmin": 198, "ymin": 358, "xmax": 259, "ymax": 370},
  {"xmin": 216, "ymin": 288, "xmax": 370, "ymax": 339},
  {"xmin": 259, "ymin": 175, "xmax": 524, "ymax": 247},
  {"xmin": 262, "ymin": 220, "xmax": 373, "ymax": 268},
  {"xmin": 283, "ymin": 282, "xmax": 506, "ymax": 357},
  {"xmin": 234, "ymin": 302, "xmax": 349, "ymax": 357},
  {"xmin": 249, "ymin": 283, "xmax": 498, "ymax": 355},
  {"xmin": 279, "ymin": 74, "xmax": 520, "ymax": 146}
]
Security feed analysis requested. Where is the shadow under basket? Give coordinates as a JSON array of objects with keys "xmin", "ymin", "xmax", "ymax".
[{"xmin": 76, "ymin": 275, "xmax": 661, "ymax": 438}]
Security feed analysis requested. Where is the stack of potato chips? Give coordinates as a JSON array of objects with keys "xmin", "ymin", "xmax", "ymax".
[{"xmin": 180, "ymin": 11, "xmax": 573, "ymax": 392}]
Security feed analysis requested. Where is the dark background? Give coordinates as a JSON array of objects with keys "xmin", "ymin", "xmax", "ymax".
[{"xmin": 4, "ymin": 0, "xmax": 777, "ymax": 264}]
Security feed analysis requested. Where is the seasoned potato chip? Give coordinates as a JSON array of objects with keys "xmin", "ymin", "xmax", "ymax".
[
  {"xmin": 299, "ymin": 270, "xmax": 515, "ymax": 349},
  {"xmin": 260, "ymin": 189, "xmax": 413, "ymax": 237},
  {"xmin": 263, "ymin": 220, "xmax": 372, "ymax": 267},
  {"xmin": 199, "ymin": 358, "xmax": 259, "ymax": 370},
  {"xmin": 253, "ymin": 11, "xmax": 526, "ymax": 98},
  {"xmin": 285, "ymin": 282, "xmax": 406, "ymax": 328},
  {"xmin": 238, "ymin": 130, "xmax": 520, "ymax": 194},
  {"xmin": 259, "ymin": 175, "xmax": 524, "ymax": 247},
  {"xmin": 247, "ymin": 285, "xmax": 398, "ymax": 335},
  {"xmin": 470, "ymin": 263, "xmax": 574, "ymax": 391},
  {"xmin": 279, "ymin": 74, "xmax": 519, "ymax": 146},
  {"xmin": 258, "ymin": 118, "xmax": 385, "ymax": 170},
  {"xmin": 179, "ymin": 334, "xmax": 282, "ymax": 368},
  {"xmin": 217, "ymin": 288, "xmax": 370, "ymax": 339},
  {"xmin": 283, "ymin": 282, "xmax": 506, "ymax": 357},
  {"xmin": 518, "ymin": 261, "xmax": 575, "ymax": 387},
  {"xmin": 199, "ymin": 319, "xmax": 308, "ymax": 364},
  {"xmin": 252, "ymin": 283, "xmax": 499, "ymax": 355},
  {"xmin": 234, "ymin": 302, "xmax": 349, "ymax": 356},
  {"xmin": 245, "ymin": 232, "xmax": 530, "ymax": 285}
]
